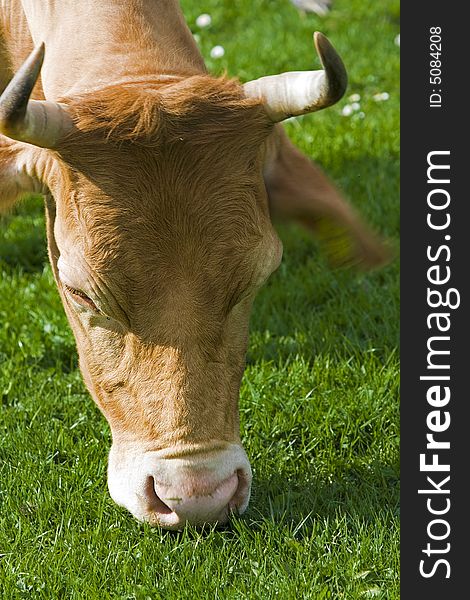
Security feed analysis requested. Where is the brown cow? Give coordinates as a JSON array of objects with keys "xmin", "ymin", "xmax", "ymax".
[{"xmin": 0, "ymin": 1, "xmax": 387, "ymax": 529}]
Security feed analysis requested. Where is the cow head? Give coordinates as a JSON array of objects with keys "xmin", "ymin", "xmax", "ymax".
[{"xmin": 0, "ymin": 34, "xmax": 347, "ymax": 528}]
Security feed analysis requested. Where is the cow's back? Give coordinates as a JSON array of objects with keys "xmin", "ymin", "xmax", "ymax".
[
  {"xmin": 1, "ymin": 1, "xmax": 43, "ymax": 97},
  {"xmin": 1, "ymin": 1, "xmax": 206, "ymax": 100}
]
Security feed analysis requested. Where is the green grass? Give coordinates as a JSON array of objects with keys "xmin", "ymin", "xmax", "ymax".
[{"xmin": 0, "ymin": 0, "xmax": 399, "ymax": 597}]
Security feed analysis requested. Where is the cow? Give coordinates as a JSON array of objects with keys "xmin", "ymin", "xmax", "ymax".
[{"xmin": 0, "ymin": 1, "xmax": 388, "ymax": 530}]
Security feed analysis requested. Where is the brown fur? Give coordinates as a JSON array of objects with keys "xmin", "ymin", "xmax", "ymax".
[
  {"xmin": 53, "ymin": 78, "xmax": 274, "ymax": 320},
  {"xmin": 62, "ymin": 76, "xmax": 270, "ymax": 144}
]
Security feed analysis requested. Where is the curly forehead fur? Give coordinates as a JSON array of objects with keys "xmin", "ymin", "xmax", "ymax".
[{"xmin": 61, "ymin": 74, "xmax": 272, "ymax": 148}]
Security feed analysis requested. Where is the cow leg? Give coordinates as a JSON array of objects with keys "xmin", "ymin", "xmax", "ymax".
[{"xmin": 263, "ymin": 125, "xmax": 390, "ymax": 269}]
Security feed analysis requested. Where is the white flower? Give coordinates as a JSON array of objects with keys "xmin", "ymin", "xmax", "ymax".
[
  {"xmin": 196, "ymin": 13, "xmax": 212, "ymax": 28},
  {"xmin": 349, "ymin": 93, "xmax": 361, "ymax": 102},
  {"xmin": 395, "ymin": 34, "xmax": 400, "ymax": 47},
  {"xmin": 210, "ymin": 45, "xmax": 225, "ymax": 59},
  {"xmin": 351, "ymin": 102, "xmax": 361, "ymax": 111},
  {"xmin": 373, "ymin": 92, "xmax": 390, "ymax": 102},
  {"xmin": 342, "ymin": 105, "xmax": 354, "ymax": 116}
]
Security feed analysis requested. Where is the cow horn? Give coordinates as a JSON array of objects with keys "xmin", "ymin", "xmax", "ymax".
[
  {"xmin": 243, "ymin": 32, "xmax": 347, "ymax": 122},
  {"xmin": 0, "ymin": 43, "xmax": 71, "ymax": 148}
]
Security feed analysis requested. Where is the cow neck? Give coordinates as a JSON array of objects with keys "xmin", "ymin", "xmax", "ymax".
[{"xmin": 19, "ymin": 0, "xmax": 207, "ymax": 99}]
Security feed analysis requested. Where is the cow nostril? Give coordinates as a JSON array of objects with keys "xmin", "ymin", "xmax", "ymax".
[
  {"xmin": 143, "ymin": 477, "xmax": 173, "ymax": 515},
  {"xmin": 227, "ymin": 468, "xmax": 250, "ymax": 513}
]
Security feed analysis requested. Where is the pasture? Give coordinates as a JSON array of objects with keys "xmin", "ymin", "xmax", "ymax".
[{"xmin": 0, "ymin": 0, "xmax": 399, "ymax": 597}]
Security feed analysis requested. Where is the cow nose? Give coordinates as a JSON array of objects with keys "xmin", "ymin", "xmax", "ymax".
[
  {"xmin": 107, "ymin": 443, "xmax": 252, "ymax": 528},
  {"xmin": 145, "ymin": 472, "xmax": 241, "ymax": 529}
]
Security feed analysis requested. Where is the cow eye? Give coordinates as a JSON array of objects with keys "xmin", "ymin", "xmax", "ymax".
[{"xmin": 63, "ymin": 284, "xmax": 99, "ymax": 312}]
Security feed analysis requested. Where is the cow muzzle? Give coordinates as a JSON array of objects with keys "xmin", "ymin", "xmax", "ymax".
[{"xmin": 107, "ymin": 443, "xmax": 252, "ymax": 530}]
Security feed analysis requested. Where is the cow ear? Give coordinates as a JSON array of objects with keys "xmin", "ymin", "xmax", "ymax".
[
  {"xmin": 0, "ymin": 139, "xmax": 44, "ymax": 213},
  {"xmin": 263, "ymin": 126, "xmax": 392, "ymax": 270}
]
